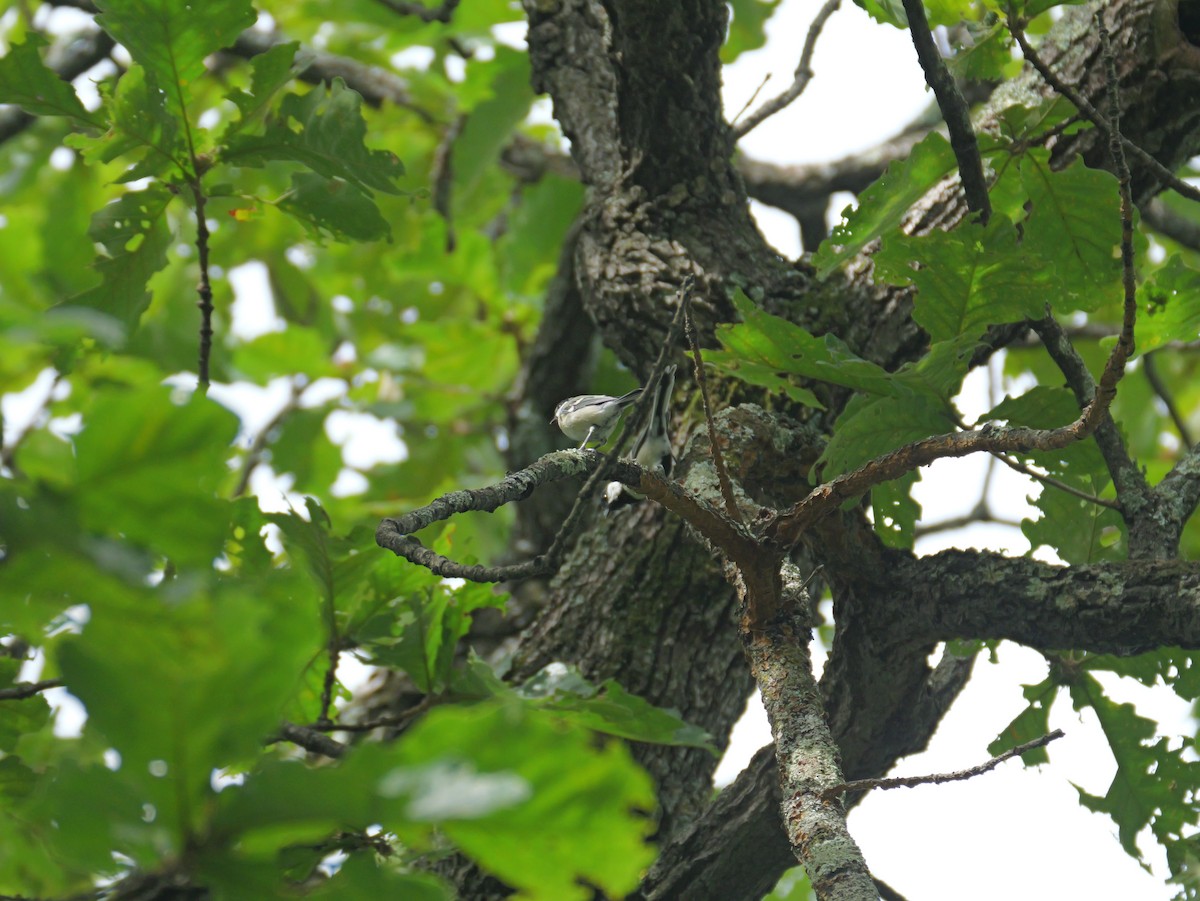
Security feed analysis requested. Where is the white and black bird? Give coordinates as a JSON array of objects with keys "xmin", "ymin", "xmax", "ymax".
[
  {"xmin": 604, "ymin": 365, "xmax": 676, "ymax": 509},
  {"xmin": 551, "ymin": 387, "xmax": 643, "ymax": 449}
]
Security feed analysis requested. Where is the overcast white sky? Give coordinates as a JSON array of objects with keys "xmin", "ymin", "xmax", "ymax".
[{"xmin": 716, "ymin": 4, "xmax": 1193, "ymax": 900}]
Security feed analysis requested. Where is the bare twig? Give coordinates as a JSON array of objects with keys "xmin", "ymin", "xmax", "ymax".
[
  {"xmin": 902, "ymin": 0, "xmax": 990, "ymax": 222},
  {"xmin": 377, "ymin": 446, "xmax": 757, "ymax": 585},
  {"xmin": 232, "ymin": 378, "xmax": 305, "ymax": 498},
  {"xmin": 431, "ymin": 114, "xmax": 465, "ymax": 252},
  {"xmin": 685, "ymin": 289, "xmax": 742, "ymax": 524},
  {"xmin": 0, "ymin": 679, "xmax": 64, "ymax": 701},
  {"xmin": 913, "ymin": 508, "xmax": 1023, "ymax": 538},
  {"xmin": 1097, "ymin": 14, "xmax": 1138, "ymax": 412},
  {"xmin": 822, "ymin": 729, "xmax": 1065, "ymax": 799},
  {"xmin": 317, "ymin": 637, "xmax": 340, "ymax": 727},
  {"xmin": 190, "ymin": 182, "xmax": 214, "ymax": 391},
  {"xmin": 728, "ymin": 73, "xmax": 771, "ymax": 131},
  {"xmin": 732, "ymin": 0, "xmax": 842, "ymax": 139},
  {"xmin": 1007, "ymin": 11, "xmax": 1200, "ymax": 206},
  {"xmin": 229, "ymin": 31, "xmax": 435, "ymax": 123},
  {"xmin": 1143, "ymin": 352, "xmax": 1193, "ymax": 449},
  {"xmin": 0, "ymin": 28, "xmax": 114, "ymax": 145},
  {"xmin": 987, "ymin": 451, "xmax": 1121, "ymax": 510}
]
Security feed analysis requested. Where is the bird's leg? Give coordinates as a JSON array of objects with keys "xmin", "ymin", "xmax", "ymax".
[{"xmin": 577, "ymin": 426, "xmax": 595, "ymax": 450}]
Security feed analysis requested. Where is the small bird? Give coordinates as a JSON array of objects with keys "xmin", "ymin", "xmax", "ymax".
[
  {"xmin": 552, "ymin": 387, "xmax": 643, "ymax": 449},
  {"xmin": 604, "ymin": 365, "xmax": 676, "ymax": 509}
]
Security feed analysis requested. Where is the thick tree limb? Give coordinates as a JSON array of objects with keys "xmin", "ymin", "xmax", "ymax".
[
  {"xmin": 743, "ymin": 565, "xmax": 876, "ymax": 900},
  {"xmin": 893, "ymin": 551, "xmax": 1200, "ymax": 653}
]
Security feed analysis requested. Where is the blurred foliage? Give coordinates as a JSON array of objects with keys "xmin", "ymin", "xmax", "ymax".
[
  {"xmin": 1, "ymin": 0, "xmax": 1199, "ymax": 899},
  {"xmin": 0, "ymin": 0, "xmax": 667, "ymax": 896}
]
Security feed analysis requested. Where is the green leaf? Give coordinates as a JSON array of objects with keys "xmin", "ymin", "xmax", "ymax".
[
  {"xmin": 0, "ymin": 690, "xmax": 51, "ymax": 753},
  {"xmin": 707, "ymin": 290, "xmax": 915, "ymax": 406},
  {"xmin": 65, "ymin": 65, "xmax": 188, "ymax": 180},
  {"xmin": 1137, "ymin": 255, "xmax": 1200, "ymax": 353},
  {"xmin": 222, "ymin": 79, "xmax": 405, "ymax": 196},
  {"xmin": 813, "ymin": 132, "xmax": 957, "ymax": 276},
  {"xmin": 1068, "ymin": 672, "xmax": 1200, "ymax": 862},
  {"xmin": 389, "ymin": 701, "xmax": 657, "ymax": 901},
  {"xmin": 872, "ymin": 470, "xmax": 921, "ymax": 549},
  {"xmin": 874, "ymin": 215, "xmax": 1052, "ymax": 343},
  {"xmin": 723, "ymin": 0, "xmax": 782, "ymax": 63},
  {"xmin": 451, "ymin": 48, "xmax": 533, "ymax": 208},
  {"xmin": 73, "ymin": 385, "xmax": 238, "ymax": 565},
  {"xmin": 988, "ymin": 676, "xmax": 1059, "ymax": 765},
  {"xmin": 219, "ymin": 701, "xmax": 656, "ymax": 901},
  {"xmin": 370, "ymin": 572, "xmax": 508, "ymax": 693},
  {"xmin": 55, "ymin": 566, "xmax": 320, "ymax": 829},
  {"xmin": 0, "ymin": 755, "xmax": 37, "ymax": 802},
  {"xmin": 763, "ymin": 866, "xmax": 816, "ymax": 901},
  {"xmin": 94, "ymin": 0, "xmax": 256, "ymax": 125},
  {"xmin": 0, "ymin": 35, "xmax": 102, "ymax": 127},
  {"xmin": 305, "ymin": 855, "xmax": 451, "ymax": 900},
  {"xmin": 1019, "ymin": 150, "xmax": 1123, "ymax": 310},
  {"xmin": 279, "ymin": 171, "xmax": 393, "ymax": 242},
  {"xmin": 231, "ymin": 325, "xmax": 340, "ymax": 381},
  {"xmin": 946, "ymin": 24, "xmax": 1019, "ymax": 83},
  {"xmin": 817, "ymin": 392, "xmax": 956, "ymax": 478},
  {"xmin": 985, "ymin": 387, "xmax": 1123, "ymax": 563},
  {"xmin": 522, "ymin": 668, "xmax": 716, "ymax": 751},
  {"xmin": 1083, "ymin": 650, "xmax": 1200, "ymax": 701},
  {"xmin": 223, "ymin": 42, "xmax": 307, "ymax": 135},
  {"xmin": 61, "ymin": 185, "xmax": 173, "ymax": 335},
  {"xmin": 853, "ymin": 0, "xmax": 908, "ymax": 27}
]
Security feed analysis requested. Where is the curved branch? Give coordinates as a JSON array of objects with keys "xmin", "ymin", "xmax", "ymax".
[{"xmin": 376, "ymin": 448, "xmax": 758, "ymax": 583}]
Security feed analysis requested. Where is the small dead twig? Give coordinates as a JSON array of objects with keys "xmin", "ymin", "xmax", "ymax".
[
  {"xmin": 684, "ymin": 287, "xmax": 742, "ymax": 524},
  {"xmin": 822, "ymin": 729, "xmax": 1065, "ymax": 800},
  {"xmin": 232, "ymin": 378, "xmax": 305, "ymax": 499},
  {"xmin": 732, "ymin": 0, "xmax": 842, "ymax": 139},
  {"xmin": 1143, "ymin": 352, "xmax": 1193, "ymax": 449}
]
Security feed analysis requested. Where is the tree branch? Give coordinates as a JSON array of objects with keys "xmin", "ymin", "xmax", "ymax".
[
  {"xmin": 901, "ymin": 0, "xmax": 990, "ymax": 222},
  {"xmin": 822, "ymin": 729, "xmax": 1064, "ymax": 800},
  {"xmin": 269, "ymin": 721, "xmax": 347, "ymax": 758},
  {"xmin": 1007, "ymin": 10, "xmax": 1200, "ymax": 206},
  {"xmin": 896, "ymin": 550, "xmax": 1200, "ymax": 653},
  {"xmin": 732, "ymin": 0, "xmax": 842, "ymax": 139},
  {"xmin": 0, "ymin": 679, "xmax": 64, "ymax": 701},
  {"xmin": 742, "ymin": 566, "xmax": 876, "ymax": 900},
  {"xmin": 685, "ymin": 287, "xmax": 742, "ymax": 524},
  {"xmin": 1142, "ymin": 352, "xmax": 1193, "ymax": 449}
]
